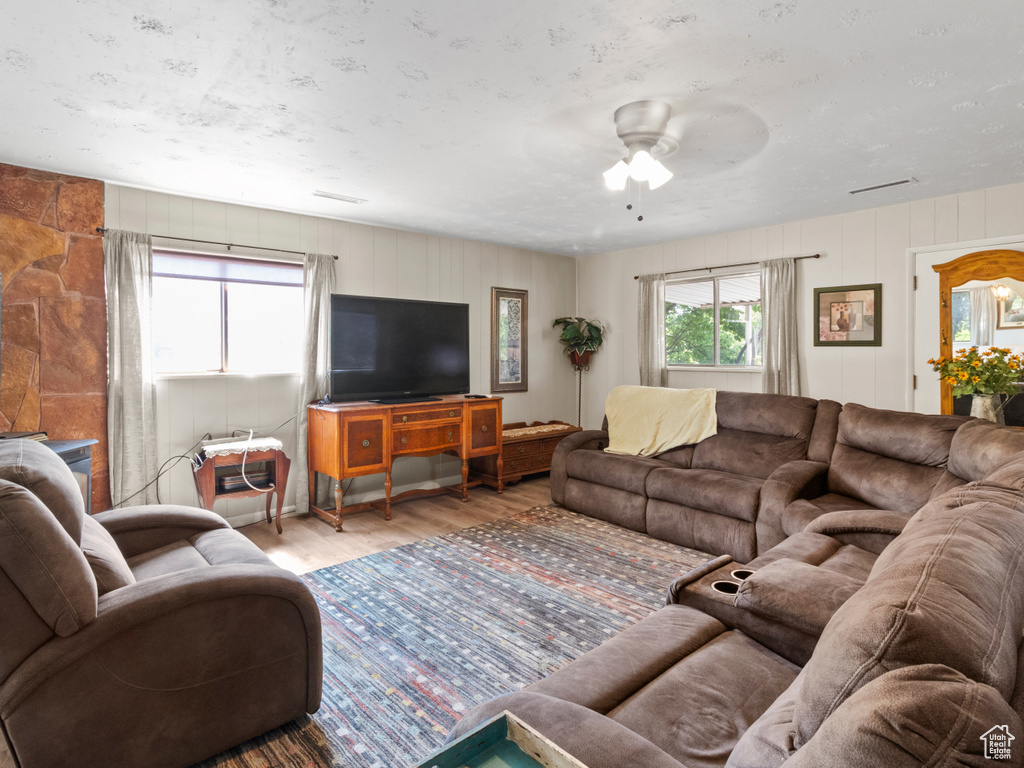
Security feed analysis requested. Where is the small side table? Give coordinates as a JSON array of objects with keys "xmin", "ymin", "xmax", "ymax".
[{"xmin": 192, "ymin": 446, "xmax": 290, "ymax": 534}]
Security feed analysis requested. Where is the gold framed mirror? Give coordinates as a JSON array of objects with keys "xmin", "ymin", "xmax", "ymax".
[{"xmin": 932, "ymin": 249, "xmax": 1024, "ymax": 414}]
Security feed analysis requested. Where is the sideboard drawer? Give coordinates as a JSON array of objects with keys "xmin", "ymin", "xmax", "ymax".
[
  {"xmin": 344, "ymin": 417, "xmax": 387, "ymax": 472},
  {"xmin": 470, "ymin": 406, "xmax": 499, "ymax": 452},
  {"xmin": 393, "ymin": 406, "xmax": 462, "ymax": 426},
  {"xmin": 393, "ymin": 425, "xmax": 460, "ymax": 454}
]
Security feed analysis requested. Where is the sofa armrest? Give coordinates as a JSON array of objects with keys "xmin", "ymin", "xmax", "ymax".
[
  {"xmin": 0, "ymin": 563, "xmax": 322, "ymax": 719},
  {"xmin": 93, "ymin": 505, "xmax": 230, "ymax": 558},
  {"xmin": 756, "ymin": 460, "xmax": 830, "ymax": 553},
  {"xmin": 550, "ymin": 429, "xmax": 609, "ymax": 505},
  {"xmin": 803, "ymin": 509, "xmax": 912, "ymax": 555},
  {"xmin": 666, "ymin": 554, "xmax": 733, "ymax": 604},
  {"xmin": 734, "ymin": 558, "xmax": 863, "ymax": 637}
]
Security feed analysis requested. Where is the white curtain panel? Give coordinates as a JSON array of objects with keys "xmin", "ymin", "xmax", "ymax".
[
  {"xmin": 294, "ymin": 253, "xmax": 337, "ymax": 515},
  {"xmin": 104, "ymin": 229, "xmax": 158, "ymax": 507},
  {"xmin": 760, "ymin": 257, "xmax": 801, "ymax": 396},
  {"xmin": 969, "ymin": 286, "xmax": 997, "ymax": 347},
  {"xmin": 638, "ymin": 273, "xmax": 668, "ymax": 387}
]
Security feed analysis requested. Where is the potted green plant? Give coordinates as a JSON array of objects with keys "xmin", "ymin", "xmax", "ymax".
[{"xmin": 553, "ymin": 316, "xmax": 605, "ymax": 367}]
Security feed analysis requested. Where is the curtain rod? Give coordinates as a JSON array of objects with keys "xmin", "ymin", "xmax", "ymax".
[
  {"xmin": 95, "ymin": 227, "xmax": 337, "ymax": 259},
  {"xmin": 633, "ymin": 253, "xmax": 820, "ymax": 280}
]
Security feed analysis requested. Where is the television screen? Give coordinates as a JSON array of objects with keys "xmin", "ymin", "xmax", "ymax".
[{"xmin": 329, "ymin": 294, "xmax": 470, "ymax": 403}]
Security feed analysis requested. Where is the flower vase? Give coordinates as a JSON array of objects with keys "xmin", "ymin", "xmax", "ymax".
[{"xmin": 971, "ymin": 394, "xmax": 1005, "ymax": 425}]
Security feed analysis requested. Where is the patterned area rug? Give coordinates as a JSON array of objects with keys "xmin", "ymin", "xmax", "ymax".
[{"xmin": 195, "ymin": 505, "xmax": 711, "ymax": 768}]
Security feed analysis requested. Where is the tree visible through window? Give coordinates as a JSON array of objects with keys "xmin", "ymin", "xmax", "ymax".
[
  {"xmin": 665, "ymin": 273, "xmax": 763, "ymax": 367},
  {"xmin": 951, "ymin": 290, "xmax": 971, "ymax": 343},
  {"xmin": 151, "ymin": 251, "xmax": 304, "ymax": 374}
]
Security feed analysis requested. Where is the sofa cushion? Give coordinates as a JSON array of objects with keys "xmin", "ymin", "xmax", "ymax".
[
  {"xmin": 127, "ymin": 528, "xmax": 273, "ymax": 581},
  {"xmin": 793, "ymin": 494, "xmax": 1024, "ymax": 746},
  {"xmin": 564, "ymin": 450, "xmax": 662, "ymax": 496},
  {"xmin": 647, "ymin": 468, "xmax": 762, "ymax": 523},
  {"xmin": 827, "ymin": 444, "xmax": 949, "ymax": 514},
  {"xmin": 781, "ymin": 493, "xmax": 875, "ymax": 536},
  {"xmin": 983, "ymin": 453, "xmax": 1024, "ymax": 493},
  {"xmin": 786, "ymin": 665, "xmax": 1021, "ymax": 768},
  {"xmin": 835, "ymin": 403, "xmax": 966, "ymax": 466},
  {"xmin": 0, "ymin": 439, "xmax": 86, "ymax": 544},
  {"xmin": 646, "ymin": 501, "xmax": 756, "ymax": 563},
  {"xmin": 714, "ymin": 391, "xmax": 818, "ymax": 440},
  {"xmin": 529, "ymin": 605, "xmax": 727, "ymax": 713},
  {"xmin": 0, "ymin": 479, "xmax": 97, "ymax": 636},
  {"xmin": 608, "ymin": 630, "xmax": 800, "ymax": 768},
  {"xmin": 949, "ymin": 418, "xmax": 1024, "ymax": 482},
  {"xmin": 691, "ymin": 430, "xmax": 809, "ymax": 480},
  {"xmin": 80, "ymin": 516, "xmax": 135, "ymax": 595},
  {"xmin": 564, "ymin": 480, "xmax": 648, "ymax": 533}
]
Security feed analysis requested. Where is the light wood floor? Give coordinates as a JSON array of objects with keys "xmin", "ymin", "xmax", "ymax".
[{"xmin": 240, "ymin": 476, "xmax": 554, "ymax": 574}]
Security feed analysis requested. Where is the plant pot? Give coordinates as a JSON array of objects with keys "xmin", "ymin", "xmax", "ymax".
[
  {"xmin": 971, "ymin": 394, "xmax": 1006, "ymax": 425},
  {"xmin": 569, "ymin": 350, "xmax": 592, "ymax": 367}
]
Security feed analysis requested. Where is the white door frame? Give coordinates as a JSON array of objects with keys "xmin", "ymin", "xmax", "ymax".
[{"xmin": 907, "ymin": 234, "xmax": 1024, "ymax": 413}]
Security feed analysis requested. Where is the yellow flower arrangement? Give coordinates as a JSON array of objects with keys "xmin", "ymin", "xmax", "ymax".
[{"xmin": 929, "ymin": 347, "xmax": 1023, "ymax": 398}]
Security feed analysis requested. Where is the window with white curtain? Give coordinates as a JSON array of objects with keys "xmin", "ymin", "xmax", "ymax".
[
  {"xmin": 151, "ymin": 250, "xmax": 304, "ymax": 374},
  {"xmin": 665, "ymin": 273, "xmax": 763, "ymax": 368}
]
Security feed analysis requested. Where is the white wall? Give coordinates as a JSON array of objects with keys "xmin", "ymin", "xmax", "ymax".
[
  {"xmin": 577, "ymin": 181, "xmax": 1024, "ymax": 428},
  {"xmin": 105, "ymin": 185, "xmax": 578, "ymax": 526}
]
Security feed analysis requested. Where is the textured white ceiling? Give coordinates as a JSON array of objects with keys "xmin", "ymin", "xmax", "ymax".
[{"xmin": 2, "ymin": 0, "xmax": 1022, "ymax": 256}]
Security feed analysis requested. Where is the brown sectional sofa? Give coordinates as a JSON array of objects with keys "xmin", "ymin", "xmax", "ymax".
[
  {"xmin": 451, "ymin": 453, "xmax": 1024, "ymax": 767},
  {"xmin": 449, "ymin": 390, "xmax": 1024, "ymax": 766},
  {"xmin": 0, "ymin": 440, "xmax": 323, "ymax": 768},
  {"xmin": 551, "ymin": 390, "xmax": 1002, "ymax": 562}
]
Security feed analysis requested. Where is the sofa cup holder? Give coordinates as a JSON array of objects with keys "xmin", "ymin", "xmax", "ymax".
[
  {"xmin": 730, "ymin": 569, "xmax": 754, "ymax": 581},
  {"xmin": 711, "ymin": 580, "xmax": 740, "ymax": 595}
]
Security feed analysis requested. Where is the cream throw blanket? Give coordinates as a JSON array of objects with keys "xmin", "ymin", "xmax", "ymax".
[{"xmin": 604, "ymin": 386, "xmax": 717, "ymax": 456}]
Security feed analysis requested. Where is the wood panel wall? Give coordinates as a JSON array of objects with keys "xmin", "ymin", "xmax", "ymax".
[
  {"xmin": 578, "ymin": 181, "xmax": 1024, "ymax": 428},
  {"xmin": 104, "ymin": 185, "xmax": 577, "ymax": 525}
]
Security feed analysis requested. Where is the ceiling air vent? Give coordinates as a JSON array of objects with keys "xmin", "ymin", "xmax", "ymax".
[
  {"xmin": 848, "ymin": 178, "xmax": 917, "ymax": 195},
  {"xmin": 313, "ymin": 190, "xmax": 368, "ymax": 204}
]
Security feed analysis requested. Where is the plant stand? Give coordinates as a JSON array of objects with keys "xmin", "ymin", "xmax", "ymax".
[{"xmin": 572, "ymin": 356, "xmax": 591, "ymax": 427}]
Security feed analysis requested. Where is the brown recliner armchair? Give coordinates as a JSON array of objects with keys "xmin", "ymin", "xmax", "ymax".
[{"xmin": 0, "ymin": 440, "xmax": 322, "ymax": 768}]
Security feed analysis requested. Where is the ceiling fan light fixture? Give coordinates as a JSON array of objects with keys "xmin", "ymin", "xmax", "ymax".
[
  {"xmin": 603, "ymin": 160, "xmax": 630, "ymax": 190},
  {"xmin": 645, "ymin": 161, "xmax": 673, "ymax": 190},
  {"xmin": 603, "ymin": 100, "xmax": 677, "ymax": 197}
]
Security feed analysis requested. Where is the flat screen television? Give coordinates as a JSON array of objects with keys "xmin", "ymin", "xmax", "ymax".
[{"xmin": 329, "ymin": 294, "xmax": 471, "ymax": 403}]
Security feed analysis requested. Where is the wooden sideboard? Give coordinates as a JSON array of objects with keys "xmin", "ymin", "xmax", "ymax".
[{"xmin": 307, "ymin": 395, "xmax": 503, "ymax": 531}]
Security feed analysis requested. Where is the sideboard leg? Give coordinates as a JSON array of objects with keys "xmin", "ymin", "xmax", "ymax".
[
  {"xmin": 460, "ymin": 459, "xmax": 470, "ymax": 501},
  {"xmin": 334, "ymin": 481, "xmax": 344, "ymax": 532},
  {"xmin": 384, "ymin": 471, "xmax": 393, "ymax": 520}
]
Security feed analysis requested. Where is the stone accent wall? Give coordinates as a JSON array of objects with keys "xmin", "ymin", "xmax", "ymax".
[{"xmin": 0, "ymin": 163, "xmax": 110, "ymax": 512}]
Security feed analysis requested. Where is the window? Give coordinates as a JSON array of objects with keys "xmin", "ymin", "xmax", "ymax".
[
  {"xmin": 665, "ymin": 273, "xmax": 762, "ymax": 368},
  {"xmin": 152, "ymin": 251, "xmax": 304, "ymax": 374},
  {"xmin": 951, "ymin": 290, "xmax": 971, "ymax": 342}
]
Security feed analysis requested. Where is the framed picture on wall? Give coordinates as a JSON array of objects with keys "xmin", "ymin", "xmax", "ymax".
[
  {"xmin": 813, "ymin": 283, "xmax": 882, "ymax": 346},
  {"xmin": 491, "ymin": 287, "xmax": 528, "ymax": 392},
  {"xmin": 997, "ymin": 290, "xmax": 1024, "ymax": 329}
]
